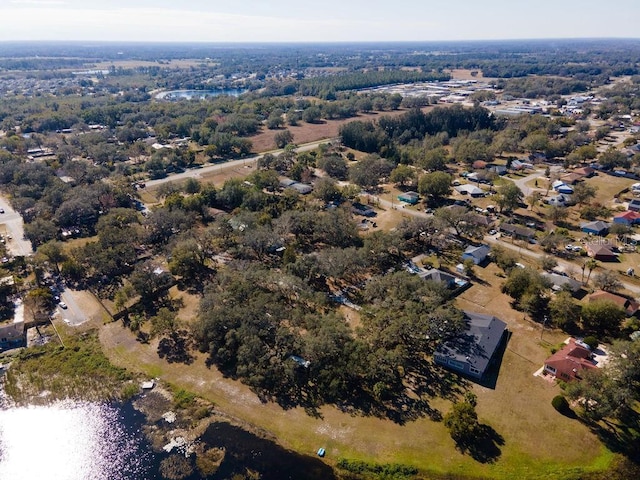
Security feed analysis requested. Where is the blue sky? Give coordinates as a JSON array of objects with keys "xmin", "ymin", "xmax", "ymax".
[{"xmin": 0, "ymin": 0, "xmax": 638, "ymax": 42}]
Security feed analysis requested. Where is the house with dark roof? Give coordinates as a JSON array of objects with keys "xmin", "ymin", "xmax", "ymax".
[
  {"xmin": 581, "ymin": 221, "xmax": 610, "ymax": 236},
  {"xmin": 434, "ymin": 311, "xmax": 507, "ymax": 380},
  {"xmin": 419, "ymin": 268, "xmax": 469, "ymax": 292},
  {"xmin": 499, "ymin": 223, "xmax": 535, "ymax": 241},
  {"xmin": 0, "ymin": 321, "xmax": 25, "ymax": 351},
  {"xmin": 461, "ymin": 244, "xmax": 490, "ymax": 265},
  {"xmin": 542, "ymin": 272, "xmax": 582, "ymax": 293},
  {"xmin": 585, "ymin": 243, "xmax": 617, "ymax": 261},
  {"xmin": 543, "ymin": 339, "xmax": 597, "ymax": 382},
  {"xmin": 588, "ymin": 290, "xmax": 639, "ymax": 316}
]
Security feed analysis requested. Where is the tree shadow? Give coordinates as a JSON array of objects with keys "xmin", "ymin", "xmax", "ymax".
[{"xmin": 465, "ymin": 424, "xmax": 505, "ymax": 463}]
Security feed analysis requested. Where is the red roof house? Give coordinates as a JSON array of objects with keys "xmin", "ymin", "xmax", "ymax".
[
  {"xmin": 588, "ymin": 290, "xmax": 640, "ymax": 316},
  {"xmin": 543, "ymin": 339, "xmax": 597, "ymax": 381}
]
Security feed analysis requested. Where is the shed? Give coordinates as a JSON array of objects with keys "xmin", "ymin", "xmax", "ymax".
[
  {"xmin": 434, "ymin": 311, "xmax": 507, "ymax": 380},
  {"xmin": 581, "ymin": 220, "xmax": 610, "ymax": 236},
  {"xmin": 461, "ymin": 244, "xmax": 490, "ymax": 265}
]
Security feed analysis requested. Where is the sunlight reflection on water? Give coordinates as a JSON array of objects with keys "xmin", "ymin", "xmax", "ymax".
[{"xmin": 0, "ymin": 401, "xmax": 152, "ymax": 480}]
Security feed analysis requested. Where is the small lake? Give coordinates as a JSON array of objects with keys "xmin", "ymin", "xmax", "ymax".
[
  {"xmin": 0, "ymin": 397, "xmax": 335, "ymax": 479},
  {"xmin": 156, "ymin": 89, "xmax": 247, "ymax": 100}
]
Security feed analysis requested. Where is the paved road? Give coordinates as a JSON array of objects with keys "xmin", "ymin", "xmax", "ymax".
[
  {"xmin": 0, "ymin": 194, "xmax": 33, "ymax": 257},
  {"xmin": 483, "ymin": 234, "xmax": 640, "ymax": 295},
  {"xmin": 512, "ymin": 166, "xmax": 562, "ymax": 197},
  {"xmin": 144, "ymin": 139, "xmax": 337, "ymax": 189},
  {"xmin": 55, "ymin": 288, "xmax": 87, "ymax": 326}
]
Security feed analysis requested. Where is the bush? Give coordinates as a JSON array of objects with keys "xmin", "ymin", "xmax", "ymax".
[
  {"xmin": 552, "ymin": 395, "xmax": 571, "ymax": 414},
  {"xmin": 583, "ymin": 336, "xmax": 598, "ymax": 350}
]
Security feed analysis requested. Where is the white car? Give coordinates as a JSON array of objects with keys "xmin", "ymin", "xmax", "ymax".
[
  {"xmin": 565, "ymin": 244, "xmax": 574, "ymax": 251},
  {"xmin": 58, "ymin": 301, "xmax": 67, "ymax": 309},
  {"xmin": 63, "ymin": 318, "xmax": 71, "ymax": 325}
]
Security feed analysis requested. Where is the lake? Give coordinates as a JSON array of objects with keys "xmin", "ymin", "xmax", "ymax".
[
  {"xmin": 155, "ymin": 89, "xmax": 247, "ymax": 100},
  {"xmin": 0, "ymin": 396, "xmax": 335, "ymax": 479}
]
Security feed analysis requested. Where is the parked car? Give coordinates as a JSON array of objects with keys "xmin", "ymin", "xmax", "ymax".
[{"xmin": 58, "ymin": 301, "xmax": 67, "ymax": 309}]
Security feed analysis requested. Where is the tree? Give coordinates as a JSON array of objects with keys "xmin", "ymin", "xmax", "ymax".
[
  {"xmin": 540, "ymin": 255, "xmax": 557, "ymax": 271},
  {"xmin": 585, "ymin": 258, "xmax": 598, "ymax": 284},
  {"xmin": 418, "ymin": 172, "xmax": 452, "ymax": 203},
  {"xmin": 581, "ymin": 300, "xmax": 626, "ymax": 335},
  {"xmin": 495, "ymin": 182, "xmax": 523, "ymax": 213},
  {"xmin": 598, "ymin": 148, "xmax": 628, "ymax": 171},
  {"xmin": 317, "ymin": 154, "xmax": 348, "ymax": 179},
  {"xmin": 313, "ymin": 177, "xmax": 342, "ymax": 203},
  {"xmin": 349, "ymin": 154, "xmax": 394, "ymax": 190},
  {"xmin": 169, "ymin": 239, "xmax": 208, "ymax": 283},
  {"xmin": 420, "ymin": 147, "xmax": 449, "ymax": 171},
  {"xmin": 274, "ymin": 129, "xmax": 294, "ymax": 149},
  {"xmin": 526, "ymin": 191, "xmax": 542, "ymax": 212},
  {"xmin": 389, "ymin": 164, "xmax": 416, "ymax": 187},
  {"xmin": 547, "ymin": 205, "xmax": 567, "ymax": 225},
  {"xmin": 435, "ymin": 206, "xmax": 479, "ymax": 238},
  {"xmin": 452, "ymin": 138, "xmax": 489, "ymax": 166},
  {"xmin": 571, "ymin": 182, "xmax": 597, "ymax": 205},
  {"xmin": 593, "ymin": 270, "xmax": 623, "ymax": 292},
  {"xmin": 549, "ymin": 291, "xmax": 581, "ymax": 329},
  {"xmin": 444, "ymin": 400, "xmax": 481, "ymax": 451}
]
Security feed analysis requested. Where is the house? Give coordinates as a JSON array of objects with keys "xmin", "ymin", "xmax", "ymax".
[
  {"xmin": 455, "ymin": 184, "xmax": 485, "ymax": 197},
  {"xmin": 352, "ymin": 202, "xmax": 376, "ymax": 217},
  {"xmin": 541, "ymin": 272, "xmax": 582, "ymax": 293},
  {"xmin": 489, "ymin": 165, "xmax": 507, "ymax": 176},
  {"xmin": 581, "ymin": 220, "xmax": 610, "ymax": 236},
  {"xmin": 465, "ymin": 213, "xmax": 492, "ymax": 228},
  {"xmin": 279, "ymin": 177, "xmax": 312, "ymax": 194},
  {"xmin": 629, "ymin": 199, "xmax": 640, "ymax": 212},
  {"xmin": 434, "ymin": 311, "xmax": 507, "ymax": 380},
  {"xmin": 461, "ymin": 244, "xmax": 490, "ymax": 265},
  {"xmin": 499, "ymin": 223, "xmax": 535, "ymax": 241},
  {"xmin": 510, "ymin": 159, "xmax": 524, "ymax": 170},
  {"xmin": 560, "ymin": 173, "xmax": 584, "ymax": 185},
  {"xmin": 397, "ymin": 191, "xmax": 420, "ymax": 205},
  {"xmin": 574, "ymin": 166, "xmax": 596, "ymax": 178},
  {"xmin": 552, "ymin": 180, "xmax": 566, "ymax": 190},
  {"xmin": 420, "ymin": 268, "xmax": 468, "ymax": 291},
  {"xmin": 613, "ymin": 211, "xmax": 640, "ymax": 226},
  {"xmin": 588, "ymin": 290, "xmax": 639, "ymax": 316},
  {"xmin": 543, "ymin": 339, "xmax": 596, "ymax": 381},
  {"xmin": 585, "ymin": 243, "xmax": 617, "ymax": 261},
  {"xmin": 0, "ymin": 317, "xmax": 25, "ymax": 351}
]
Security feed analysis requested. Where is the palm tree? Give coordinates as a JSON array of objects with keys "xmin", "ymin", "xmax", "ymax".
[{"xmin": 585, "ymin": 258, "xmax": 598, "ymax": 285}]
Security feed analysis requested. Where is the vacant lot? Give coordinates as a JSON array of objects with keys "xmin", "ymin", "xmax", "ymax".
[{"xmin": 99, "ymin": 258, "xmax": 611, "ymax": 479}]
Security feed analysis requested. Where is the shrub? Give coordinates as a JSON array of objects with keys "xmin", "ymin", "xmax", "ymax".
[
  {"xmin": 552, "ymin": 395, "xmax": 571, "ymax": 414},
  {"xmin": 583, "ymin": 336, "xmax": 598, "ymax": 350}
]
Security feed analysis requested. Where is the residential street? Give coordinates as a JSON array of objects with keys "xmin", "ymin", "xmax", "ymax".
[{"xmin": 144, "ymin": 138, "xmax": 337, "ymax": 188}]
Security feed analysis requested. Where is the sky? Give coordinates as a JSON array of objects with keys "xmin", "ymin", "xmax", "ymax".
[{"xmin": 0, "ymin": 0, "xmax": 638, "ymax": 43}]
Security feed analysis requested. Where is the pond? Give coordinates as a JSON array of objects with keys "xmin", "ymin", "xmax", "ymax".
[{"xmin": 0, "ymin": 397, "xmax": 335, "ymax": 479}]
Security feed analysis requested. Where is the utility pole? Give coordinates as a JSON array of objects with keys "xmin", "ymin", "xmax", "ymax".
[{"xmin": 540, "ymin": 315, "xmax": 548, "ymax": 341}]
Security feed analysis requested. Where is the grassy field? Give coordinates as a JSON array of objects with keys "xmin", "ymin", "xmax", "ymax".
[{"xmin": 97, "ymin": 258, "xmax": 614, "ymax": 480}]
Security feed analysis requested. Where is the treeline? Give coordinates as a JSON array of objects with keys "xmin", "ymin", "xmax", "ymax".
[
  {"xmin": 340, "ymin": 105, "xmax": 497, "ymax": 154},
  {"xmin": 296, "ymin": 69, "xmax": 450, "ymax": 97}
]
